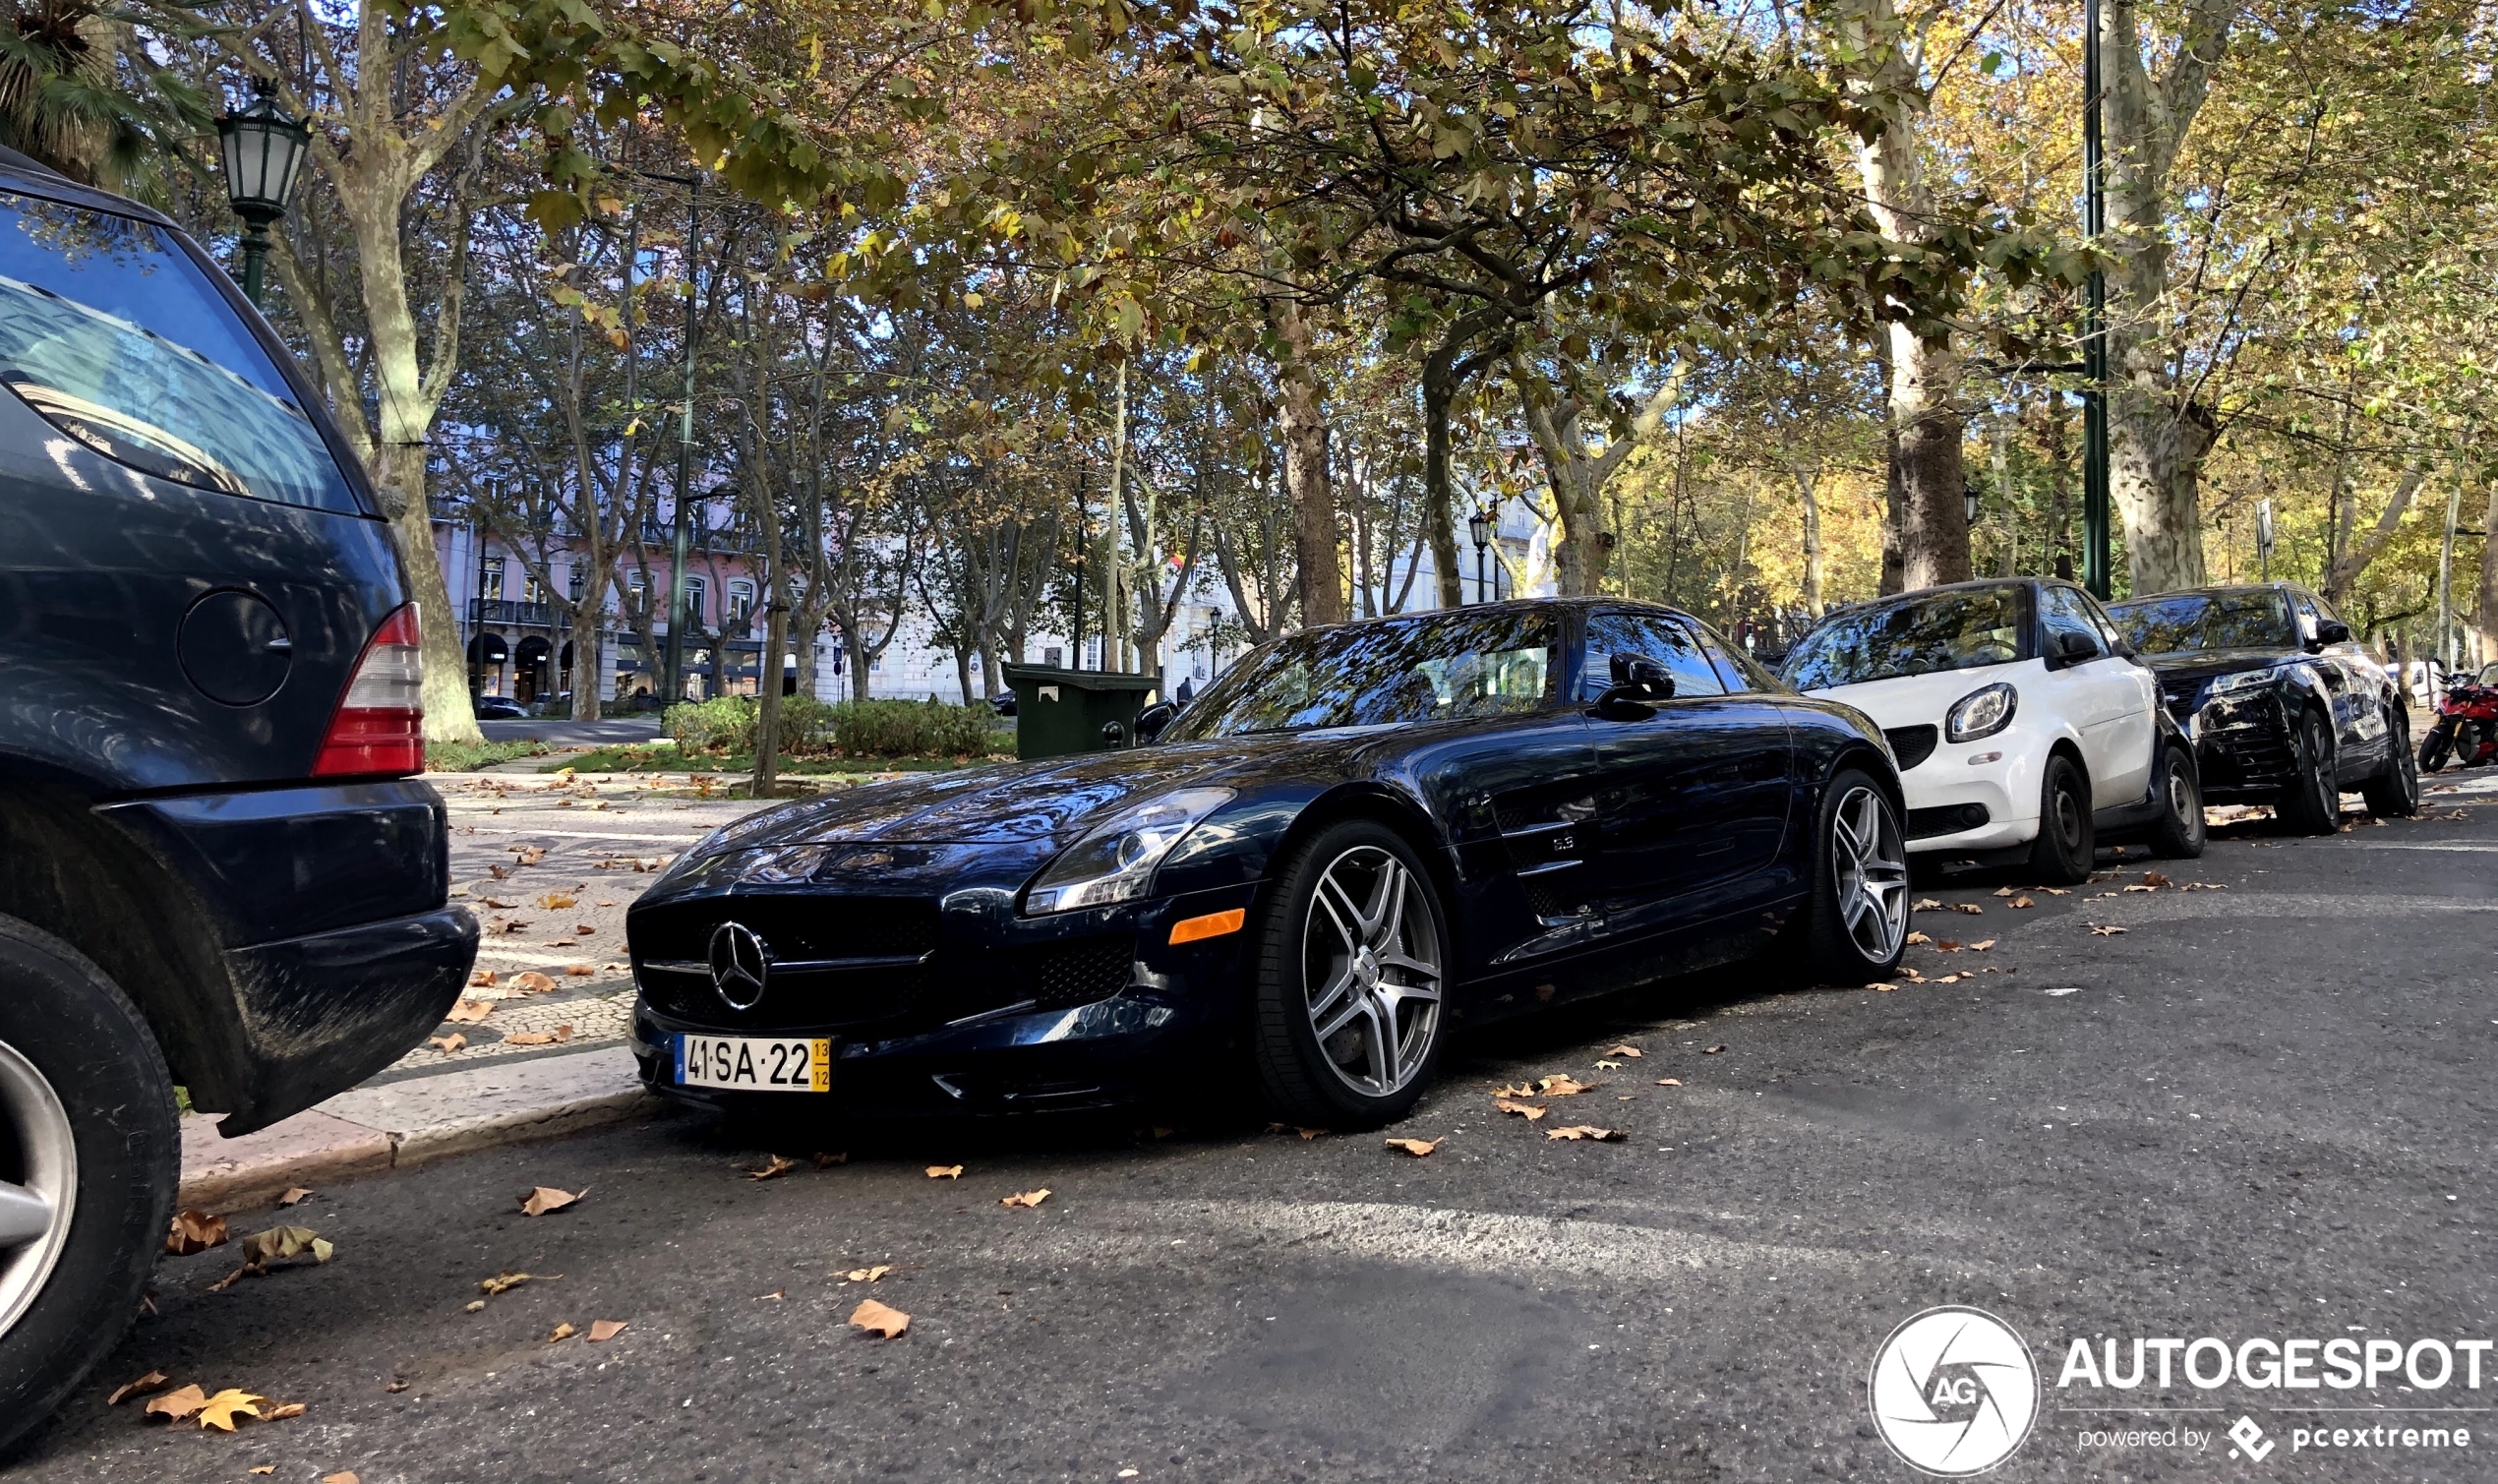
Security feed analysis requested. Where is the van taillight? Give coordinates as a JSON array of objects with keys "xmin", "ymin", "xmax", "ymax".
[{"xmin": 313, "ymin": 604, "xmax": 426, "ymax": 778}]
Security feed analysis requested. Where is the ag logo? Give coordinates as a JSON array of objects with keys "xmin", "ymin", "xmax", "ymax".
[{"xmin": 1869, "ymin": 1306, "xmax": 2040, "ymax": 1475}]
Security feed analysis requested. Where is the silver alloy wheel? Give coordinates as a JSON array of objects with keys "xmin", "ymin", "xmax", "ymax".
[
  {"xmin": 0, "ymin": 1038, "xmax": 76, "ymax": 1341},
  {"xmin": 1832, "ymin": 785, "xmax": 1909, "ymax": 962},
  {"xmin": 1302, "ymin": 845, "xmax": 1443, "ymax": 1098}
]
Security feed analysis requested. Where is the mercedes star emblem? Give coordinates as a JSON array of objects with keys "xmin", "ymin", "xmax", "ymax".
[{"xmin": 707, "ymin": 921, "xmax": 771, "ymax": 1010}]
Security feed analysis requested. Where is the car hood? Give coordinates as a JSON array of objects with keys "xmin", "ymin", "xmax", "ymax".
[
  {"xmin": 692, "ymin": 732, "xmax": 1359, "ymax": 856},
  {"xmin": 1796, "ymin": 660, "xmax": 2040, "ymax": 731},
  {"xmin": 2135, "ymin": 647, "xmax": 2296, "ymax": 685}
]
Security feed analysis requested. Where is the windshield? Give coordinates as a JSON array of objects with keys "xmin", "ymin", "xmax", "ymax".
[
  {"xmin": 1782, "ymin": 586, "xmax": 2029, "ymax": 690},
  {"xmin": 1165, "ymin": 609, "xmax": 1556, "ymax": 740},
  {"xmin": 0, "ymin": 192, "xmax": 355, "ymax": 510},
  {"xmin": 2110, "ymin": 592, "xmax": 2294, "ymax": 654}
]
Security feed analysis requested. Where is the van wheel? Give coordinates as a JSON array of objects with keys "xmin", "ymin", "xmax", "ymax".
[
  {"xmin": 0, "ymin": 917, "xmax": 179, "ymax": 1454},
  {"xmin": 2146, "ymin": 745, "xmax": 2207, "ymax": 859},
  {"xmin": 2276, "ymin": 709, "xmax": 2343, "ymax": 835},
  {"xmin": 2025, "ymin": 754, "xmax": 2096, "ymax": 884}
]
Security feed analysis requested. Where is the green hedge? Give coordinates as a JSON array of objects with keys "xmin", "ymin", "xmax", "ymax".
[{"xmin": 663, "ymin": 696, "xmax": 1000, "ymax": 759}]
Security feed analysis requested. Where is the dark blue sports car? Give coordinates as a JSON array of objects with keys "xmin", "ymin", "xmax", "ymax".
[{"xmin": 625, "ymin": 599, "xmax": 1908, "ymax": 1126}]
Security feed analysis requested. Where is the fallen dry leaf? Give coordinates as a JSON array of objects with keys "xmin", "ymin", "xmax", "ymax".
[
  {"xmin": 1937, "ymin": 974, "xmax": 1965, "ymax": 984},
  {"xmin": 565, "ymin": 964, "xmax": 596, "ymax": 978},
  {"xmin": 1296, "ymin": 1127, "xmax": 1328, "ymax": 1140},
  {"xmin": 1537, "ymin": 1075, "xmax": 1596, "ymax": 1096},
  {"xmin": 845, "ymin": 1266, "xmax": 892, "ymax": 1283},
  {"xmin": 1603, "ymin": 1044, "xmax": 1642, "ymax": 1058},
  {"xmin": 747, "ymin": 1155, "xmax": 800, "ymax": 1181},
  {"xmin": 107, "ymin": 1371, "xmax": 169, "ymax": 1405},
  {"xmin": 2142, "ymin": 871, "xmax": 2172, "ymax": 888},
  {"xmin": 925, "ymin": 1165, "xmax": 963, "ymax": 1180},
  {"xmin": 1655, "ymin": 1077, "xmax": 1684, "ymax": 1086},
  {"xmin": 428, "ymin": 1034, "xmax": 466, "ymax": 1054},
  {"xmin": 1905, "ymin": 931, "xmax": 1933, "ymax": 946},
  {"xmin": 1701, "ymin": 1044, "xmax": 1728, "ymax": 1055},
  {"xmin": 2010, "ymin": 895, "xmax": 2036, "ymax": 909},
  {"xmin": 145, "ymin": 1385, "xmax": 207, "ymax": 1421},
  {"xmin": 536, "ymin": 892, "xmax": 578, "ymax": 911},
  {"xmin": 514, "ymin": 846, "xmax": 546, "ymax": 865},
  {"xmin": 814, "ymin": 1152, "xmax": 849, "ymax": 1168},
  {"xmin": 849, "ymin": 1299, "xmax": 911, "ymax": 1338},
  {"xmin": 1546, "ymin": 1125, "xmax": 1627, "ymax": 1142},
  {"xmin": 266, "ymin": 1402, "xmax": 305, "ymax": 1420},
  {"xmin": 1970, "ymin": 940, "xmax": 1996, "ymax": 952},
  {"xmin": 1594, "ymin": 1059, "xmax": 1622, "ymax": 1070},
  {"xmin": 1953, "ymin": 902, "xmax": 1985, "ymax": 915},
  {"xmin": 1992, "ymin": 886, "xmax": 2015, "ymax": 897},
  {"xmin": 1934, "ymin": 939, "xmax": 1962, "ymax": 953},
  {"xmin": 463, "ymin": 1300, "xmax": 485, "ymax": 1313},
  {"xmin": 323, "ymin": 1473, "xmax": 361, "ymax": 1484},
  {"xmin": 999, "ymin": 1189, "xmax": 1052, "ymax": 1209},
  {"xmin": 466, "ymin": 969, "xmax": 498, "ymax": 987},
  {"xmin": 519, "ymin": 1186, "xmax": 580, "ymax": 1217},
  {"xmin": 2088, "ymin": 924, "xmax": 2128, "ymax": 936},
  {"xmin": 503, "ymin": 1029, "xmax": 565, "ymax": 1047},
  {"xmin": 573, "ymin": 923, "xmax": 596, "ymax": 934},
  {"xmin": 382, "ymin": 1381, "xmax": 407, "ymax": 1394},
  {"xmin": 239, "ymin": 1225, "xmax": 331, "ymax": 1268},
  {"xmin": 194, "ymin": 1389, "xmax": 265, "ymax": 1431},
  {"xmin": 1492, "ymin": 1082, "xmax": 1539, "ymax": 1098},
  {"xmin": 252, "ymin": 1468, "xmax": 274, "ymax": 1475},
  {"xmin": 445, "ymin": 998, "xmax": 493, "ymax": 1024},
  {"xmin": 1869, "ymin": 982, "xmax": 1898, "ymax": 991},
  {"xmin": 166, "ymin": 1209, "xmax": 227, "ymax": 1256},
  {"xmin": 1384, "ymin": 1137, "xmax": 1442, "ymax": 1158},
  {"xmin": 1493, "ymin": 1098, "xmax": 1548, "ymax": 1121},
  {"xmin": 587, "ymin": 1320, "xmax": 626, "ymax": 1342},
  {"xmin": 478, "ymin": 1271, "xmax": 534, "ymax": 1295},
  {"xmin": 547, "ymin": 1322, "xmax": 576, "ymax": 1343},
  {"xmin": 2043, "ymin": 887, "xmax": 2070, "ymax": 896},
  {"xmin": 510, "ymin": 971, "xmax": 560, "ymax": 993},
  {"xmin": 278, "ymin": 1187, "xmax": 314, "ymax": 1207},
  {"xmin": 2121, "ymin": 883, "xmax": 2158, "ymax": 893},
  {"xmin": 1912, "ymin": 897, "xmax": 1943, "ymax": 912}
]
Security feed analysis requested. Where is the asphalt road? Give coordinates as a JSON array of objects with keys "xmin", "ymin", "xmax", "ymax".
[{"xmin": 14, "ymin": 779, "xmax": 2498, "ymax": 1483}]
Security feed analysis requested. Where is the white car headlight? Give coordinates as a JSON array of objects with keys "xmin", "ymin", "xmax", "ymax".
[
  {"xmin": 1945, "ymin": 682, "xmax": 2018, "ymax": 742},
  {"xmin": 1023, "ymin": 788, "xmax": 1235, "ymax": 916}
]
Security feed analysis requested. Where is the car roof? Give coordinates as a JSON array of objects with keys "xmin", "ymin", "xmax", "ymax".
[
  {"xmin": 0, "ymin": 143, "xmax": 182, "ymax": 228},
  {"xmin": 2106, "ymin": 582, "xmax": 2302, "ymax": 607},
  {"xmin": 1287, "ymin": 595, "xmax": 1684, "ymax": 642}
]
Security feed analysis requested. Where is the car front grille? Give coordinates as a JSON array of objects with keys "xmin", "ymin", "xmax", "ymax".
[{"xmin": 1884, "ymin": 725, "xmax": 1939, "ymax": 771}]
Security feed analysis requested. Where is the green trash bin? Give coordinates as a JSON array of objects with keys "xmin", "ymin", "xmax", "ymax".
[{"xmin": 1000, "ymin": 665, "xmax": 1162, "ymax": 760}]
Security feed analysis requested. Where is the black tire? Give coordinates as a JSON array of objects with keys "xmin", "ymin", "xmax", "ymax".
[
  {"xmin": 2025, "ymin": 753, "xmax": 2097, "ymax": 884},
  {"xmin": 2146, "ymin": 745, "xmax": 2207, "ymax": 859},
  {"xmin": 2362, "ymin": 705, "xmax": 2421, "ymax": 818},
  {"xmin": 0, "ymin": 917, "xmax": 179, "ymax": 1455},
  {"xmin": 2276, "ymin": 707, "xmax": 2343, "ymax": 835},
  {"xmin": 1250, "ymin": 819, "xmax": 1450, "ymax": 1129},
  {"xmin": 2418, "ymin": 722, "xmax": 2452, "ymax": 774},
  {"xmin": 1792, "ymin": 767, "xmax": 1909, "ymax": 982}
]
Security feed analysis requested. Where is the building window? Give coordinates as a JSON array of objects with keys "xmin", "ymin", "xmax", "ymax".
[
  {"xmin": 683, "ymin": 574, "xmax": 707, "ymax": 629},
  {"xmin": 521, "ymin": 570, "xmax": 545, "ymax": 606},
  {"xmin": 728, "ymin": 580, "xmax": 755, "ymax": 628},
  {"xmin": 477, "ymin": 555, "xmax": 504, "ymax": 604}
]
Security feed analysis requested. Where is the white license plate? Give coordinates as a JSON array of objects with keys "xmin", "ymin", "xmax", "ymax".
[{"xmin": 675, "ymin": 1035, "xmax": 831, "ymax": 1093}]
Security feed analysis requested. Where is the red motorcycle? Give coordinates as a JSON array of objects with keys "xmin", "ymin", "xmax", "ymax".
[{"xmin": 2418, "ymin": 670, "xmax": 2498, "ymax": 771}]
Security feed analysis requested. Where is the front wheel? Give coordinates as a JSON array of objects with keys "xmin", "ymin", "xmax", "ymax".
[
  {"xmin": 2362, "ymin": 706, "xmax": 2421, "ymax": 818},
  {"xmin": 2418, "ymin": 720, "xmax": 2453, "ymax": 774},
  {"xmin": 2276, "ymin": 707, "xmax": 2343, "ymax": 835},
  {"xmin": 2146, "ymin": 745, "xmax": 2207, "ymax": 859},
  {"xmin": 0, "ymin": 918, "xmax": 180, "ymax": 1454},
  {"xmin": 1793, "ymin": 769, "xmax": 1909, "ymax": 982},
  {"xmin": 1250, "ymin": 820, "xmax": 1450, "ymax": 1128},
  {"xmin": 2025, "ymin": 753, "xmax": 2097, "ymax": 885}
]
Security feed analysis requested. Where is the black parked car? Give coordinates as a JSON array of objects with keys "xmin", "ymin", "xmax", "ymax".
[
  {"xmin": 2107, "ymin": 583, "xmax": 2417, "ymax": 830},
  {"xmin": 0, "ymin": 148, "xmax": 474, "ymax": 1440},
  {"xmin": 627, "ymin": 599, "xmax": 1907, "ymax": 1129}
]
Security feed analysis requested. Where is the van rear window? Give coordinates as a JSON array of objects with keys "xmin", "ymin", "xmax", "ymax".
[{"xmin": 0, "ymin": 192, "xmax": 357, "ymax": 511}]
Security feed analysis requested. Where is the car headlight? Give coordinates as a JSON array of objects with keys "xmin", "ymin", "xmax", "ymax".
[
  {"xmin": 1023, "ymin": 788, "xmax": 1234, "ymax": 916},
  {"xmin": 1945, "ymin": 682, "xmax": 2018, "ymax": 742},
  {"xmin": 2210, "ymin": 668, "xmax": 2276, "ymax": 694}
]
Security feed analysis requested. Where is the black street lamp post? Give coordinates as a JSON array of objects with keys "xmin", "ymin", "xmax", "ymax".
[
  {"xmin": 1468, "ymin": 506, "xmax": 1492, "ymax": 606},
  {"xmin": 213, "ymin": 79, "xmax": 311, "ymax": 308},
  {"xmin": 2081, "ymin": 0, "xmax": 2112, "ymax": 599}
]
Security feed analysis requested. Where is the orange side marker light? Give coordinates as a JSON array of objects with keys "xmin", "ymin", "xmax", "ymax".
[{"xmin": 1168, "ymin": 908, "xmax": 1247, "ymax": 945}]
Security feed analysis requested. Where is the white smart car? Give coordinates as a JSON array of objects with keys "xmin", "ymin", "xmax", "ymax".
[{"xmin": 1780, "ymin": 578, "xmax": 2203, "ymax": 883}]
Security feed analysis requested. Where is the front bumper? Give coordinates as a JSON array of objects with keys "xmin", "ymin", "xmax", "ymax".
[
  {"xmin": 2181, "ymin": 691, "xmax": 2296, "ymax": 800},
  {"xmin": 1896, "ymin": 722, "xmax": 2051, "ymax": 855},
  {"xmin": 628, "ymin": 878, "xmax": 1260, "ymax": 1117}
]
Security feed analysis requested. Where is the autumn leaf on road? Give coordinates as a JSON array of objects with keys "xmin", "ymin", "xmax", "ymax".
[
  {"xmin": 195, "ymin": 1389, "xmax": 265, "ymax": 1430},
  {"xmin": 2088, "ymin": 924, "xmax": 2128, "ymax": 936},
  {"xmin": 1934, "ymin": 939, "xmax": 1962, "ymax": 952},
  {"xmin": 278, "ymin": 1187, "xmax": 314, "ymax": 1207},
  {"xmin": 1492, "ymin": 1082, "xmax": 1538, "ymax": 1098},
  {"xmin": 1494, "ymin": 1098, "xmax": 1548, "ymax": 1121},
  {"xmin": 504, "ymin": 1026, "xmax": 573, "ymax": 1046},
  {"xmin": 2010, "ymin": 895, "xmax": 2036, "ymax": 908},
  {"xmin": 1655, "ymin": 1078, "xmax": 1684, "ymax": 1086},
  {"xmin": 478, "ymin": 1272, "xmax": 534, "ymax": 1295},
  {"xmin": 322, "ymin": 1472, "xmax": 361, "ymax": 1484},
  {"xmin": 266, "ymin": 1402, "xmax": 305, "ymax": 1420},
  {"xmin": 1603, "ymin": 1045, "xmax": 1642, "ymax": 1058},
  {"xmin": 2142, "ymin": 871, "xmax": 2172, "ymax": 888},
  {"xmin": 2042, "ymin": 887, "xmax": 2070, "ymax": 896},
  {"xmin": 467, "ymin": 969, "xmax": 498, "ymax": 987},
  {"xmin": 1384, "ymin": 1138, "xmax": 1442, "ymax": 1158},
  {"xmin": 1992, "ymin": 886, "xmax": 2016, "ymax": 897},
  {"xmin": 1701, "ymin": 1044, "xmax": 1728, "ymax": 1054},
  {"xmin": 513, "ymin": 846, "xmax": 546, "ymax": 865},
  {"xmin": 1912, "ymin": 898, "xmax": 1943, "ymax": 911},
  {"xmin": 1546, "ymin": 1126, "xmax": 1627, "ymax": 1142},
  {"xmin": 166, "ymin": 1209, "xmax": 226, "ymax": 1256},
  {"xmin": 1953, "ymin": 903, "xmax": 1985, "ymax": 915},
  {"xmin": 814, "ymin": 1152, "xmax": 848, "ymax": 1167},
  {"xmin": 1905, "ymin": 931, "xmax": 1933, "ymax": 946},
  {"xmin": 1869, "ymin": 982, "xmax": 1897, "ymax": 991},
  {"xmin": 144, "ymin": 1385, "xmax": 207, "ymax": 1421},
  {"xmin": 428, "ymin": 1035, "xmax": 466, "ymax": 1054},
  {"xmin": 565, "ymin": 964, "xmax": 596, "ymax": 977},
  {"xmin": 588, "ymin": 1320, "xmax": 626, "ymax": 1342},
  {"xmin": 535, "ymin": 892, "xmax": 578, "ymax": 911},
  {"xmin": 445, "ymin": 998, "xmax": 493, "ymax": 1024},
  {"xmin": 1970, "ymin": 940, "xmax": 1996, "ymax": 952},
  {"xmin": 1536, "ymin": 1075, "xmax": 1595, "ymax": 1096},
  {"xmin": 999, "ymin": 1189, "xmax": 1051, "ymax": 1209},
  {"xmin": 925, "ymin": 1165, "xmax": 963, "ymax": 1180},
  {"xmin": 547, "ymin": 1323, "xmax": 575, "ymax": 1343},
  {"xmin": 849, "ymin": 1299, "xmax": 911, "ymax": 1338},
  {"xmin": 510, "ymin": 971, "xmax": 560, "ymax": 993},
  {"xmin": 746, "ymin": 1156, "xmax": 800, "ymax": 1181},
  {"xmin": 1296, "ymin": 1127, "xmax": 1328, "ymax": 1140},
  {"xmin": 520, "ymin": 1186, "xmax": 580, "ymax": 1217},
  {"xmin": 107, "ymin": 1371, "xmax": 168, "ymax": 1405},
  {"xmin": 845, "ymin": 1266, "xmax": 892, "ymax": 1283}
]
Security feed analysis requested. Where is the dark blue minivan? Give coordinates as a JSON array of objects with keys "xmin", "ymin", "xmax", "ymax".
[{"xmin": 0, "ymin": 147, "xmax": 474, "ymax": 1442}]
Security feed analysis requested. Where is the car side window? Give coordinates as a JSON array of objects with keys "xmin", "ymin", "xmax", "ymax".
[
  {"xmin": 2289, "ymin": 591, "xmax": 2323, "ymax": 644},
  {"xmin": 1688, "ymin": 619, "xmax": 1772, "ymax": 693},
  {"xmin": 2039, "ymin": 586, "xmax": 2107, "ymax": 660},
  {"xmin": 1579, "ymin": 613, "xmax": 1727, "ymax": 700},
  {"xmin": 2076, "ymin": 590, "xmax": 2128, "ymax": 653}
]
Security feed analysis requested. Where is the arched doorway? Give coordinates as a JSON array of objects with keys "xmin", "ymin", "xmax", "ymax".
[
  {"xmin": 466, "ymin": 631, "xmax": 509, "ymax": 696},
  {"xmin": 513, "ymin": 636, "xmax": 553, "ymax": 704}
]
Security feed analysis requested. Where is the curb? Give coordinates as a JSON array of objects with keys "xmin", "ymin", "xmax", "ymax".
[{"xmin": 178, "ymin": 1044, "xmax": 668, "ymax": 1215}]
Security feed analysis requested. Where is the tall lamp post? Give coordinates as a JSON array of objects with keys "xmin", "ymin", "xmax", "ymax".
[
  {"xmin": 2080, "ymin": 0, "xmax": 2112, "ymax": 599},
  {"xmin": 214, "ymin": 79, "xmax": 311, "ymax": 308},
  {"xmin": 634, "ymin": 170, "xmax": 701, "ymax": 708},
  {"xmin": 1468, "ymin": 506, "xmax": 1493, "ymax": 606}
]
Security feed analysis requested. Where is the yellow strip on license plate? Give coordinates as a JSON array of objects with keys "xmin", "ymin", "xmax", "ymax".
[{"xmin": 675, "ymin": 1035, "xmax": 831, "ymax": 1093}]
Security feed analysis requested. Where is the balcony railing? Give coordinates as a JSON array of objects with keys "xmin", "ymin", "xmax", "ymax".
[{"xmin": 469, "ymin": 599, "xmax": 562, "ymax": 627}]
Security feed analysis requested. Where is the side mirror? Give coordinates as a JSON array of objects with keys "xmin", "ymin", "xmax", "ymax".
[
  {"xmin": 2051, "ymin": 630, "xmax": 2098, "ymax": 666},
  {"xmin": 1133, "ymin": 701, "xmax": 1176, "ymax": 743},
  {"xmin": 2313, "ymin": 619, "xmax": 2351, "ymax": 648},
  {"xmin": 1100, "ymin": 719, "xmax": 1128, "ymax": 748},
  {"xmin": 1593, "ymin": 652, "xmax": 1673, "ymax": 717}
]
